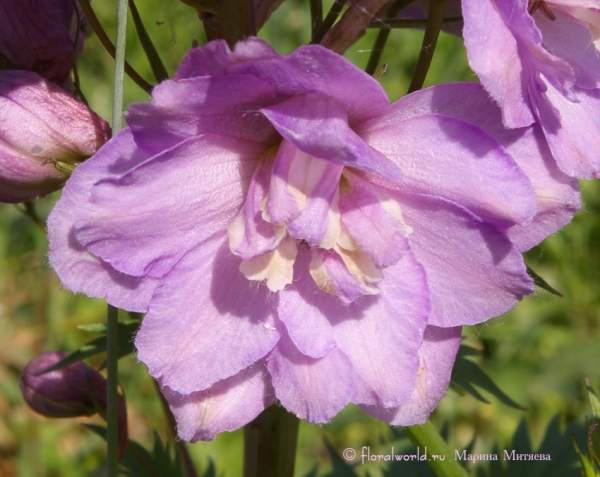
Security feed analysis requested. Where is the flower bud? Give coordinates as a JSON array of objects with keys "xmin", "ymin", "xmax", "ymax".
[
  {"xmin": 0, "ymin": 70, "xmax": 111, "ymax": 203},
  {"xmin": 20, "ymin": 351, "xmax": 106, "ymax": 418},
  {"xmin": 0, "ymin": 0, "xmax": 85, "ymax": 84},
  {"xmin": 20, "ymin": 351, "xmax": 129, "ymax": 458}
]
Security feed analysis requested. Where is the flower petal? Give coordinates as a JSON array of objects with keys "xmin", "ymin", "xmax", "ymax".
[
  {"xmin": 47, "ymin": 129, "xmax": 158, "ymax": 312},
  {"xmin": 387, "ymin": 82, "xmax": 580, "ymax": 251},
  {"xmin": 74, "ymin": 135, "xmax": 265, "ymax": 279},
  {"xmin": 279, "ymin": 247, "xmax": 429, "ymax": 407},
  {"xmin": 135, "ymin": 238, "xmax": 282, "ymax": 395},
  {"xmin": 362, "ymin": 325, "xmax": 461, "ymax": 426},
  {"xmin": 395, "ymin": 192, "xmax": 533, "ymax": 327},
  {"xmin": 162, "ymin": 362, "xmax": 275, "ymax": 442},
  {"xmin": 267, "ymin": 334, "xmax": 354, "ymax": 423},
  {"xmin": 361, "ymin": 113, "xmax": 537, "ymax": 226},
  {"xmin": 262, "ymin": 93, "xmax": 402, "ymax": 182},
  {"xmin": 126, "ymin": 75, "xmax": 277, "ymax": 156},
  {"xmin": 532, "ymin": 79, "xmax": 600, "ymax": 179},
  {"xmin": 462, "ymin": 0, "xmax": 536, "ymax": 127},
  {"xmin": 230, "ymin": 44, "xmax": 390, "ymax": 124}
]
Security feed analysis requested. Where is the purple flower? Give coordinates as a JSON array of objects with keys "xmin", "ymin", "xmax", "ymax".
[
  {"xmin": 463, "ymin": 0, "xmax": 600, "ymax": 179},
  {"xmin": 47, "ymin": 38, "xmax": 577, "ymax": 441},
  {"xmin": 0, "ymin": 0, "xmax": 85, "ymax": 85},
  {"xmin": 0, "ymin": 70, "xmax": 110, "ymax": 203},
  {"xmin": 20, "ymin": 351, "xmax": 128, "ymax": 456}
]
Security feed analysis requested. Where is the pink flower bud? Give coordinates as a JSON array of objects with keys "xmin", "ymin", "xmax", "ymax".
[
  {"xmin": 20, "ymin": 351, "xmax": 129, "ymax": 458},
  {"xmin": 0, "ymin": 70, "xmax": 111, "ymax": 203},
  {"xmin": 0, "ymin": 0, "xmax": 86, "ymax": 84}
]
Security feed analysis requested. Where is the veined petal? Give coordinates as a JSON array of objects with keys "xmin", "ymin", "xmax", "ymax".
[
  {"xmin": 230, "ymin": 44, "xmax": 389, "ymax": 124},
  {"xmin": 279, "ymin": 248, "xmax": 429, "ymax": 408},
  {"xmin": 74, "ymin": 135, "xmax": 264, "ymax": 279},
  {"xmin": 228, "ymin": 153, "xmax": 286, "ymax": 260},
  {"xmin": 339, "ymin": 170, "xmax": 411, "ymax": 267},
  {"xmin": 532, "ymin": 79, "xmax": 600, "ymax": 179},
  {"xmin": 162, "ymin": 362, "xmax": 275, "ymax": 442},
  {"xmin": 127, "ymin": 75, "xmax": 277, "ymax": 155},
  {"xmin": 396, "ymin": 192, "xmax": 534, "ymax": 327},
  {"xmin": 385, "ymin": 82, "xmax": 580, "ymax": 252},
  {"xmin": 267, "ymin": 334, "xmax": 354, "ymax": 423},
  {"xmin": 537, "ymin": 8, "xmax": 600, "ymax": 89},
  {"xmin": 362, "ymin": 325, "xmax": 461, "ymax": 426},
  {"xmin": 239, "ymin": 234, "xmax": 298, "ymax": 292},
  {"xmin": 266, "ymin": 141, "xmax": 343, "ymax": 248},
  {"xmin": 261, "ymin": 93, "xmax": 402, "ymax": 182},
  {"xmin": 462, "ymin": 0, "xmax": 536, "ymax": 127},
  {"xmin": 361, "ymin": 113, "xmax": 537, "ymax": 226},
  {"xmin": 135, "ymin": 238, "xmax": 282, "ymax": 395},
  {"xmin": 47, "ymin": 129, "xmax": 158, "ymax": 312},
  {"xmin": 309, "ymin": 248, "xmax": 380, "ymax": 304}
]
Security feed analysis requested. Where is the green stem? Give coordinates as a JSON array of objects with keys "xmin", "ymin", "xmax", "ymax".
[
  {"xmin": 365, "ymin": 0, "xmax": 414, "ymax": 75},
  {"xmin": 407, "ymin": 0, "xmax": 447, "ymax": 94},
  {"xmin": 243, "ymin": 405, "xmax": 300, "ymax": 477},
  {"xmin": 76, "ymin": 0, "xmax": 152, "ymax": 94},
  {"xmin": 106, "ymin": 304, "xmax": 120, "ymax": 477},
  {"xmin": 311, "ymin": 0, "xmax": 346, "ymax": 44},
  {"xmin": 403, "ymin": 421, "xmax": 470, "ymax": 477},
  {"xmin": 128, "ymin": 0, "xmax": 169, "ymax": 83}
]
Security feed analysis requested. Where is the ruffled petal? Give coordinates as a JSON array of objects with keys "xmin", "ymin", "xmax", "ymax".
[
  {"xmin": 126, "ymin": 75, "xmax": 277, "ymax": 155},
  {"xmin": 73, "ymin": 135, "xmax": 264, "ymax": 279},
  {"xmin": 537, "ymin": 8, "xmax": 600, "ymax": 89},
  {"xmin": 230, "ymin": 45, "xmax": 389, "ymax": 124},
  {"xmin": 462, "ymin": 0, "xmax": 536, "ymax": 127},
  {"xmin": 135, "ymin": 238, "xmax": 282, "ymax": 395},
  {"xmin": 47, "ymin": 129, "xmax": 159, "ymax": 312},
  {"xmin": 279, "ymin": 247, "xmax": 429, "ymax": 407},
  {"xmin": 362, "ymin": 325, "xmax": 461, "ymax": 426},
  {"xmin": 385, "ymin": 82, "xmax": 580, "ymax": 251},
  {"xmin": 266, "ymin": 140, "xmax": 343, "ymax": 248},
  {"xmin": 395, "ymin": 192, "xmax": 533, "ymax": 327},
  {"xmin": 360, "ymin": 113, "xmax": 537, "ymax": 227},
  {"xmin": 262, "ymin": 94, "xmax": 402, "ymax": 182},
  {"xmin": 339, "ymin": 170, "xmax": 411, "ymax": 267},
  {"xmin": 267, "ymin": 334, "xmax": 354, "ymax": 423},
  {"xmin": 532, "ymin": 79, "xmax": 600, "ymax": 179},
  {"xmin": 162, "ymin": 362, "xmax": 275, "ymax": 442}
]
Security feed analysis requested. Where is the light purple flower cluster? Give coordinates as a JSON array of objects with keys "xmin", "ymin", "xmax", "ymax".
[
  {"xmin": 48, "ymin": 38, "xmax": 579, "ymax": 441},
  {"xmin": 463, "ymin": 0, "xmax": 600, "ymax": 178}
]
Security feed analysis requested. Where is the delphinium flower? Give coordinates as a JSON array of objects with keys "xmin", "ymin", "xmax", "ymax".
[
  {"xmin": 20, "ymin": 351, "xmax": 128, "ymax": 457},
  {"xmin": 462, "ymin": 0, "xmax": 600, "ymax": 178},
  {"xmin": 0, "ymin": 70, "xmax": 110, "ymax": 203},
  {"xmin": 0, "ymin": 0, "xmax": 85, "ymax": 86},
  {"xmin": 47, "ymin": 38, "xmax": 578, "ymax": 441}
]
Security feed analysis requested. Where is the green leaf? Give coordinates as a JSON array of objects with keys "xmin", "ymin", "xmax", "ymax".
[
  {"xmin": 85, "ymin": 424, "xmax": 187, "ymax": 477},
  {"xmin": 41, "ymin": 321, "xmax": 141, "ymax": 373},
  {"xmin": 526, "ymin": 265, "xmax": 563, "ymax": 297},
  {"xmin": 573, "ymin": 434, "xmax": 598, "ymax": 477},
  {"xmin": 451, "ymin": 346, "xmax": 526, "ymax": 410}
]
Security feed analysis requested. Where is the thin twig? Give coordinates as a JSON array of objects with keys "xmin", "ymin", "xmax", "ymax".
[
  {"xmin": 311, "ymin": 0, "xmax": 346, "ymax": 44},
  {"xmin": 76, "ymin": 0, "xmax": 153, "ymax": 94}
]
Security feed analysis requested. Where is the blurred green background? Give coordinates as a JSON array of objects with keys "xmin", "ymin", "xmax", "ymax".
[{"xmin": 0, "ymin": 0, "xmax": 598, "ymax": 476}]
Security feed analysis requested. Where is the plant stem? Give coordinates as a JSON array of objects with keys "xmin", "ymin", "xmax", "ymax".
[
  {"xmin": 200, "ymin": 0, "xmax": 256, "ymax": 47},
  {"xmin": 403, "ymin": 421, "xmax": 470, "ymax": 477},
  {"xmin": 106, "ymin": 304, "xmax": 120, "ymax": 477},
  {"xmin": 311, "ymin": 0, "xmax": 346, "ymax": 44},
  {"xmin": 407, "ymin": 0, "xmax": 447, "ymax": 94},
  {"xmin": 243, "ymin": 405, "xmax": 300, "ymax": 477}
]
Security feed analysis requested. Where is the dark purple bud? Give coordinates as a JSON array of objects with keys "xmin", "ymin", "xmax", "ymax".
[
  {"xmin": 20, "ymin": 351, "xmax": 129, "ymax": 458},
  {"xmin": 0, "ymin": 0, "xmax": 86, "ymax": 84},
  {"xmin": 0, "ymin": 70, "xmax": 111, "ymax": 203}
]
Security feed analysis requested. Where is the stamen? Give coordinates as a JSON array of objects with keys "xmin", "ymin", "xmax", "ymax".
[{"xmin": 528, "ymin": 0, "xmax": 557, "ymax": 21}]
